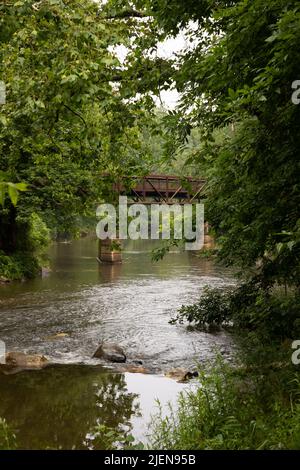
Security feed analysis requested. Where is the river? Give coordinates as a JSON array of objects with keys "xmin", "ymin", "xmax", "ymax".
[{"xmin": 0, "ymin": 237, "xmax": 235, "ymax": 449}]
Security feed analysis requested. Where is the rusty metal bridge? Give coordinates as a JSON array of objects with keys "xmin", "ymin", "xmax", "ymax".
[
  {"xmin": 107, "ymin": 174, "xmax": 206, "ymax": 204},
  {"xmin": 98, "ymin": 174, "xmax": 211, "ymax": 263}
]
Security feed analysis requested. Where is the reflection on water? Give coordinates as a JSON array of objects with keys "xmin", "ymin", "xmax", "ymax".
[
  {"xmin": 0, "ymin": 364, "xmax": 186, "ymax": 449},
  {"xmin": 0, "ymin": 238, "xmax": 235, "ymax": 369},
  {"xmin": 0, "ymin": 365, "xmax": 137, "ymax": 449}
]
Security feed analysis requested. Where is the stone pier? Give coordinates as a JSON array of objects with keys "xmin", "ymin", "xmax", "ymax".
[
  {"xmin": 98, "ymin": 238, "xmax": 122, "ymax": 264},
  {"xmin": 203, "ymin": 222, "xmax": 215, "ymax": 250}
]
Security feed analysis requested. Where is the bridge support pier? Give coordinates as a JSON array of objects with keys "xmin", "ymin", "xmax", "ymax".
[
  {"xmin": 98, "ymin": 238, "xmax": 122, "ymax": 264},
  {"xmin": 203, "ymin": 222, "xmax": 215, "ymax": 250}
]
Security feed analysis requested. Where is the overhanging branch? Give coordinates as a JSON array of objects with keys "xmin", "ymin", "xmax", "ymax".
[
  {"xmin": 63, "ymin": 104, "xmax": 87, "ymax": 127},
  {"xmin": 105, "ymin": 9, "xmax": 147, "ymax": 20}
]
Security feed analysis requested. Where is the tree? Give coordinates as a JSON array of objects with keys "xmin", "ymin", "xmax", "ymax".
[
  {"xmin": 110, "ymin": 0, "xmax": 300, "ymax": 288},
  {"xmin": 0, "ymin": 0, "xmax": 162, "ymax": 276}
]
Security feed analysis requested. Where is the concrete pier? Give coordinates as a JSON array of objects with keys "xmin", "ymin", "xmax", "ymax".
[
  {"xmin": 203, "ymin": 222, "xmax": 215, "ymax": 250},
  {"xmin": 98, "ymin": 238, "xmax": 122, "ymax": 264}
]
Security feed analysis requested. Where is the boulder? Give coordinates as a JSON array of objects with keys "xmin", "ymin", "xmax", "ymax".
[
  {"xmin": 131, "ymin": 359, "xmax": 143, "ymax": 366},
  {"xmin": 93, "ymin": 342, "xmax": 126, "ymax": 363},
  {"xmin": 119, "ymin": 365, "xmax": 149, "ymax": 374},
  {"xmin": 165, "ymin": 368, "xmax": 199, "ymax": 383},
  {"xmin": 0, "ymin": 352, "xmax": 49, "ymax": 374}
]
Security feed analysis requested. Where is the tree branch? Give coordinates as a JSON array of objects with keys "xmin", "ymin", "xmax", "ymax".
[
  {"xmin": 63, "ymin": 104, "xmax": 87, "ymax": 127},
  {"xmin": 105, "ymin": 9, "xmax": 147, "ymax": 20}
]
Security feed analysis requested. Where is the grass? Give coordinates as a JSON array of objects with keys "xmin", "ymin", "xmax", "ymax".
[
  {"xmin": 0, "ymin": 418, "xmax": 16, "ymax": 450},
  {"xmin": 148, "ymin": 340, "xmax": 300, "ymax": 450}
]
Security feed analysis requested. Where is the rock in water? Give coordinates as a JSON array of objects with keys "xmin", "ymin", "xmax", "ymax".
[
  {"xmin": 0, "ymin": 352, "xmax": 49, "ymax": 374},
  {"xmin": 131, "ymin": 359, "xmax": 143, "ymax": 366},
  {"xmin": 93, "ymin": 342, "xmax": 126, "ymax": 363},
  {"xmin": 165, "ymin": 368, "xmax": 199, "ymax": 383},
  {"xmin": 118, "ymin": 365, "xmax": 149, "ymax": 374}
]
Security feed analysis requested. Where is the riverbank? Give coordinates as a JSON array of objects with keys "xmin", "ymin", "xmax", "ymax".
[{"xmin": 149, "ymin": 334, "xmax": 300, "ymax": 450}]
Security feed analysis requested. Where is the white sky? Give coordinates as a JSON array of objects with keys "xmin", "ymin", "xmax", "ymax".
[
  {"xmin": 114, "ymin": 33, "xmax": 191, "ymax": 110},
  {"xmin": 154, "ymin": 34, "xmax": 188, "ymax": 109},
  {"xmin": 99, "ymin": 0, "xmax": 196, "ymax": 110}
]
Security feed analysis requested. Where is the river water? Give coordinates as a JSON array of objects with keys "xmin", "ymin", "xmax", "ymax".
[{"xmin": 0, "ymin": 237, "xmax": 235, "ymax": 449}]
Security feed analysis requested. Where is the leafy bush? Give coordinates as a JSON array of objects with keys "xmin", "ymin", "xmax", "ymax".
[
  {"xmin": 0, "ymin": 213, "xmax": 50, "ymax": 280},
  {"xmin": 170, "ymin": 287, "xmax": 232, "ymax": 330},
  {"xmin": 0, "ymin": 251, "xmax": 23, "ymax": 280},
  {"xmin": 27, "ymin": 213, "xmax": 50, "ymax": 252},
  {"xmin": 0, "ymin": 251, "xmax": 40, "ymax": 280},
  {"xmin": 149, "ymin": 359, "xmax": 300, "ymax": 450},
  {"xmin": 170, "ymin": 282, "xmax": 300, "ymax": 339},
  {"xmin": 232, "ymin": 290, "xmax": 300, "ymax": 339}
]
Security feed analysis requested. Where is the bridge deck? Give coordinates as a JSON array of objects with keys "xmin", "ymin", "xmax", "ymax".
[{"xmin": 107, "ymin": 174, "xmax": 206, "ymax": 204}]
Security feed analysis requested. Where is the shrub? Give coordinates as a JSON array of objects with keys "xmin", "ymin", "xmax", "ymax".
[
  {"xmin": 27, "ymin": 213, "xmax": 50, "ymax": 253},
  {"xmin": 0, "ymin": 251, "xmax": 40, "ymax": 280},
  {"xmin": 170, "ymin": 287, "xmax": 232, "ymax": 330},
  {"xmin": 0, "ymin": 213, "xmax": 50, "ymax": 280},
  {"xmin": 149, "ymin": 359, "xmax": 300, "ymax": 450},
  {"xmin": 170, "ymin": 281, "xmax": 300, "ymax": 339}
]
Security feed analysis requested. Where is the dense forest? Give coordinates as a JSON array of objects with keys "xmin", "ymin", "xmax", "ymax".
[{"xmin": 1, "ymin": 0, "xmax": 300, "ymax": 452}]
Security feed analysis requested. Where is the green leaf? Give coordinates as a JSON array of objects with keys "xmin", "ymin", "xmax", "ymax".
[
  {"xmin": 14, "ymin": 183, "xmax": 27, "ymax": 192},
  {"xmin": 0, "ymin": 183, "xmax": 6, "ymax": 207},
  {"xmin": 7, "ymin": 183, "xmax": 19, "ymax": 206}
]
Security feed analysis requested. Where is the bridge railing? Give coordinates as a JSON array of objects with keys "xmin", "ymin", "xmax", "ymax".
[{"xmin": 101, "ymin": 174, "xmax": 206, "ymax": 203}]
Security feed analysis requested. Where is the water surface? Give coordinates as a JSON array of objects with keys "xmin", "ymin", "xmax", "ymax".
[
  {"xmin": 0, "ymin": 238, "xmax": 235, "ymax": 369},
  {"xmin": 0, "ymin": 238, "xmax": 235, "ymax": 449}
]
